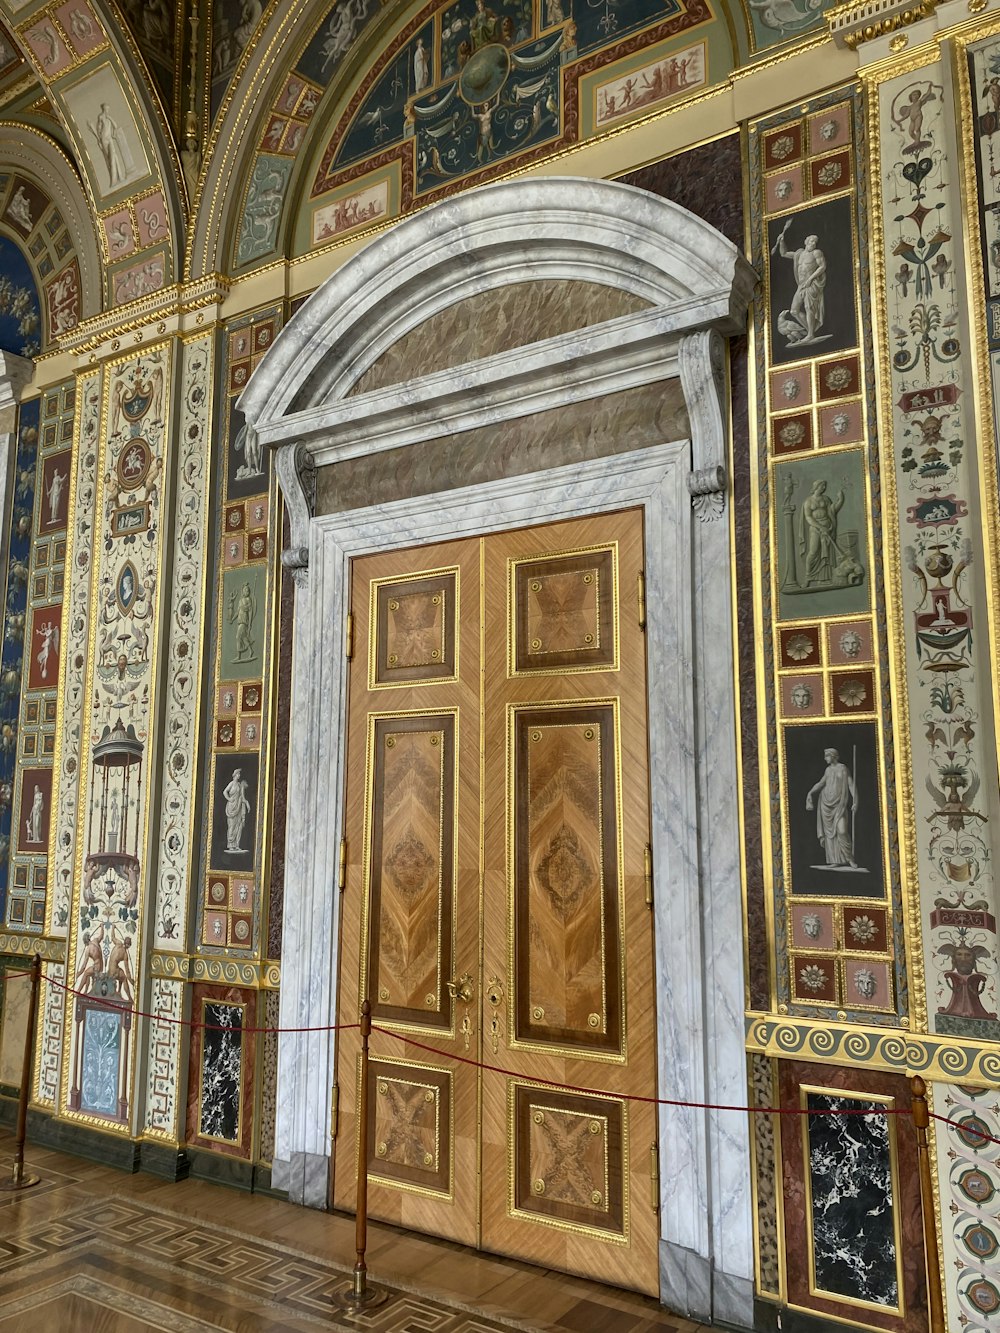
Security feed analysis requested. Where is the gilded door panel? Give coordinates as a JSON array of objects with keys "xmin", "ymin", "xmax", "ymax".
[
  {"xmin": 510, "ymin": 547, "xmax": 618, "ymax": 674},
  {"xmin": 368, "ymin": 1057, "xmax": 453, "ymax": 1199},
  {"xmin": 335, "ymin": 541, "xmax": 480, "ymax": 1249},
  {"xmin": 365, "ymin": 713, "xmax": 455, "ymax": 1030},
  {"xmin": 510, "ymin": 1083, "xmax": 626, "ymax": 1238},
  {"xmin": 481, "ymin": 509, "xmax": 659, "ymax": 1296},
  {"xmin": 370, "ymin": 568, "xmax": 459, "ymax": 688},
  {"xmin": 510, "ymin": 702, "xmax": 622, "ymax": 1053}
]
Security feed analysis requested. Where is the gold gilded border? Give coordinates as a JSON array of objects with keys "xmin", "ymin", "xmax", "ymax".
[
  {"xmin": 799, "ymin": 1084, "xmax": 905, "ymax": 1314},
  {"xmin": 505, "ymin": 696, "xmax": 627, "ymax": 1066},
  {"xmin": 857, "ymin": 50, "xmax": 943, "ymax": 1037}
]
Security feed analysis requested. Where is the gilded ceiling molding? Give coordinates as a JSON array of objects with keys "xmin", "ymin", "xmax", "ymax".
[{"xmin": 826, "ymin": 0, "xmax": 938, "ymax": 47}]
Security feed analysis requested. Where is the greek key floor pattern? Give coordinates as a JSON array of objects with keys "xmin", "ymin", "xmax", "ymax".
[{"xmin": 0, "ymin": 1129, "xmax": 717, "ymax": 1332}]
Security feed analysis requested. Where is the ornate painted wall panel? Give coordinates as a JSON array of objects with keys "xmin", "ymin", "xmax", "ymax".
[
  {"xmin": 141, "ymin": 330, "xmax": 216, "ymax": 1143},
  {"xmin": 59, "ymin": 342, "xmax": 175, "ymax": 1131},
  {"xmin": 0, "ymin": 397, "xmax": 39, "ymax": 929},
  {"xmin": 868, "ymin": 55, "xmax": 1000, "ymax": 1041},
  {"xmin": 242, "ymin": 0, "xmax": 732, "ymax": 267},
  {"xmin": 196, "ymin": 305, "xmax": 281, "ymax": 962},
  {"xmin": 933, "ymin": 1082, "xmax": 1000, "ymax": 1330},
  {"xmin": 747, "ymin": 87, "xmax": 907, "ymax": 1028}
]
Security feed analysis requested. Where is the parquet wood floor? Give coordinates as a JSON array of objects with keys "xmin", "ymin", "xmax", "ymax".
[{"xmin": 0, "ymin": 1129, "xmax": 720, "ymax": 1332}]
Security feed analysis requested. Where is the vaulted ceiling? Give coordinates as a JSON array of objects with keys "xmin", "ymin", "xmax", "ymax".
[{"xmin": 0, "ymin": 0, "xmax": 837, "ymax": 343}]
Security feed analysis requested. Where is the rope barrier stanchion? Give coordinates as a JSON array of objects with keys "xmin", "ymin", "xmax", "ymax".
[
  {"xmin": 0, "ymin": 953, "xmax": 41, "ymax": 1193},
  {"xmin": 332, "ymin": 998, "xmax": 386, "ymax": 1313},
  {"xmin": 911, "ymin": 1076, "xmax": 945, "ymax": 1333}
]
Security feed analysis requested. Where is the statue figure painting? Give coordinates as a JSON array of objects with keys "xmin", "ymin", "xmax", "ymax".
[
  {"xmin": 772, "ymin": 222, "xmax": 829, "ymax": 349},
  {"xmin": 805, "ymin": 746, "xmax": 867, "ymax": 873}
]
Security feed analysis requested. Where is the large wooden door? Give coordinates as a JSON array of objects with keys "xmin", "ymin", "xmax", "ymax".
[{"xmin": 333, "ymin": 511, "xmax": 659, "ymax": 1295}]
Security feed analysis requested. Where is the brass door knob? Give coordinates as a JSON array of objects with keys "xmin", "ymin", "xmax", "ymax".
[{"xmin": 446, "ymin": 973, "xmax": 474, "ymax": 1004}]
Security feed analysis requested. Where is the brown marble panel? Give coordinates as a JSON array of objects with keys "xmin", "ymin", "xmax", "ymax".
[
  {"xmin": 777, "ymin": 1058, "xmax": 928, "ymax": 1331},
  {"xmin": 618, "ymin": 134, "xmax": 744, "ymax": 247},
  {"xmin": 348, "ymin": 282, "xmax": 651, "ymax": 399},
  {"xmin": 316, "ymin": 379, "xmax": 689, "ymax": 516}
]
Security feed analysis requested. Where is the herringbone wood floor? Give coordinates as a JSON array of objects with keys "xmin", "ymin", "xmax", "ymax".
[{"xmin": 0, "ymin": 1127, "xmax": 720, "ymax": 1331}]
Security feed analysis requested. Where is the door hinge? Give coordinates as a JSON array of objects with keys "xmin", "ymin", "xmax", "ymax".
[
  {"xmin": 331, "ymin": 1083, "xmax": 340, "ymax": 1140},
  {"xmin": 637, "ymin": 571, "xmax": 646, "ymax": 631},
  {"xmin": 345, "ymin": 612, "xmax": 355, "ymax": 661},
  {"xmin": 650, "ymin": 1143, "xmax": 660, "ymax": 1213},
  {"xmin": 338, "ymin": 837, "xmax": 347, "ymax": 892},
  {"xmin": 643, "ymin": 844, "xmax": 653, "ymax": 909}
]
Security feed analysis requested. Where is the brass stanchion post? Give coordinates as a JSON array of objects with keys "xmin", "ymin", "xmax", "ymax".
[
  {"xmin": 910, "ymin": 1075, "xmax": 945, "ymax": 1333},
  {"xmin": 1, "ymin": 953, "xmax": 41, "ymax": 1192},
  {"xmin": 333, "ymin": 999, "xmax": 386, "ymax": 1311}
]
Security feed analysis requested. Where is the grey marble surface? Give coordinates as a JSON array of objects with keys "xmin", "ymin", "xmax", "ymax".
[{"xmin": 239, "ymin": 175, "xmax": 754, "ymax": 449}]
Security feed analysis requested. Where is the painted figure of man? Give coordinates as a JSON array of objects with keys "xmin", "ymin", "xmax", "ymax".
[
  {"xmin": 46, "ymin": 463, "xmax": 67, "ymax": 524},
  {"xmin": 805, "ymin": 747, "xmax": 858, "ymax": 868},
  {"xmin": 774, "ymin": 225, "xmax": 827, "ymax": 345},
  {"xmin": 35, "ymin": 619, "xmax": 58, "ymax": 681},
  {"xmin": 87, "ymin": 102, "xmax": 134, "ymax": 189},
  {"xmin": 107, "ymin": 928, "xmax": 135, "ymax": 1004},
  {"xmin": 413, "ymin": 37, "xmax": 430, "ymax": 93},
  {"xmin": 75, "ymin": 923, "xmax": 104, "ymax": 990},
  {"xmin": 229, "ymin": 580, "xmax": 257, "ymax": 662},
  {"xmin": 223, "ymin": 768, "xmax": 250, "ymax": 853},
  {"xmin": 470, "ymin": 0, "xmax": 498, "ymax": 49}
]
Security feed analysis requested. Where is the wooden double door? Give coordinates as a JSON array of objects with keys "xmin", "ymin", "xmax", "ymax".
[{"xmin": 333, "ymin": 509, "xmax": 660, "ymax": 1295}]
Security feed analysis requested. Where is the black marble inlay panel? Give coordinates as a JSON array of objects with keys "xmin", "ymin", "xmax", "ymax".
[
  {"xmin": 199, "ymin": 1003, "xmax": 243, "ymax": 1142},
  {"xmin": 806, "ymin": 1092, "xmax": 898, "ymax": 1308}
]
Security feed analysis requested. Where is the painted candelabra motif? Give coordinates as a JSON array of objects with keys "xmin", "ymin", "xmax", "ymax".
[
  {"xmin": 62, "ymin": 345, "xmax": 172, "ymax": 1128},
  {"xmin": 69, "ymin": 718, "xmax": 142, "ymax": 1120},
  {"xmin": 876, "ymin": 62, "xmax": 1000, "ymax": 1036}
]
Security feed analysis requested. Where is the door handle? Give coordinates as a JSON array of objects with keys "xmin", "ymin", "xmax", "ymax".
[{"xmin": 446, "ymin": 973, "xmax": 474, "ymax": 1004}]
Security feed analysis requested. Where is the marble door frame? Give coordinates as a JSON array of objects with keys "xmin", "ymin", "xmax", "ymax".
[{"xmin": 241, "ymin": 176, "xmax": 755, "ymax": 1328}]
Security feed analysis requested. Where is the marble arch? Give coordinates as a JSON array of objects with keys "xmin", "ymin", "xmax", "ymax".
[{"xmin": 240, "ymin": 176, "xmax": 756, "ymax": 1327}]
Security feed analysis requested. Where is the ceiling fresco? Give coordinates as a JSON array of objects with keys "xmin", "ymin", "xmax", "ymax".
[
  {"xmin": 0, "ymin": 0, "xmax": 182, "ymax": 313},
  {"xmin": 0, "ymin": 0, "xmax": 840, "ymax": 304},
  {"xmin": 221, "ymin": 0, "xmax": 838, "ymax": 272}
]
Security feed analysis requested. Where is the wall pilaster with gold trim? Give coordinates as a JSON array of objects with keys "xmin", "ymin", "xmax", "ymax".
[{"xmin": 58, "ymin": 340, "xmax": 176, "ymax": 1134}]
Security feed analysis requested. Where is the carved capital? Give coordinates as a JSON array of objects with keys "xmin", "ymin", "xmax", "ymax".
[
  {"xmin": 281, "ymin": 545, "xmax": 309, "ymax": 587},
  {"xmin": 688, "ymin": 465, "xmax": 727, "ymax": 522},
  {"xmin": 273, "ymin": 441, "xmax": 316, "ymax": 556},
  {"xmin": 679, "ymin": 329, "xmax": 728, "ymax": 520}
]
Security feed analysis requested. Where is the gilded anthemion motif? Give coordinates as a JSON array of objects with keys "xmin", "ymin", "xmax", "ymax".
[{"xmin": 749, "ymin": 87, "xmax": 905, "ymax": 1025}]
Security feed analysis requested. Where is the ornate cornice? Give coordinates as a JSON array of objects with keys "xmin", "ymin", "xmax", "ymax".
[{"xmin": 826, "ymin": 0, "xmax": 938, "ymax": 48}]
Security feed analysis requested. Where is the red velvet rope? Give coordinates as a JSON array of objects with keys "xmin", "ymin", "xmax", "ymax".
[{"xmin": 4, "ymin": 969, "xmax": 1000, "ymax": 1141}]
